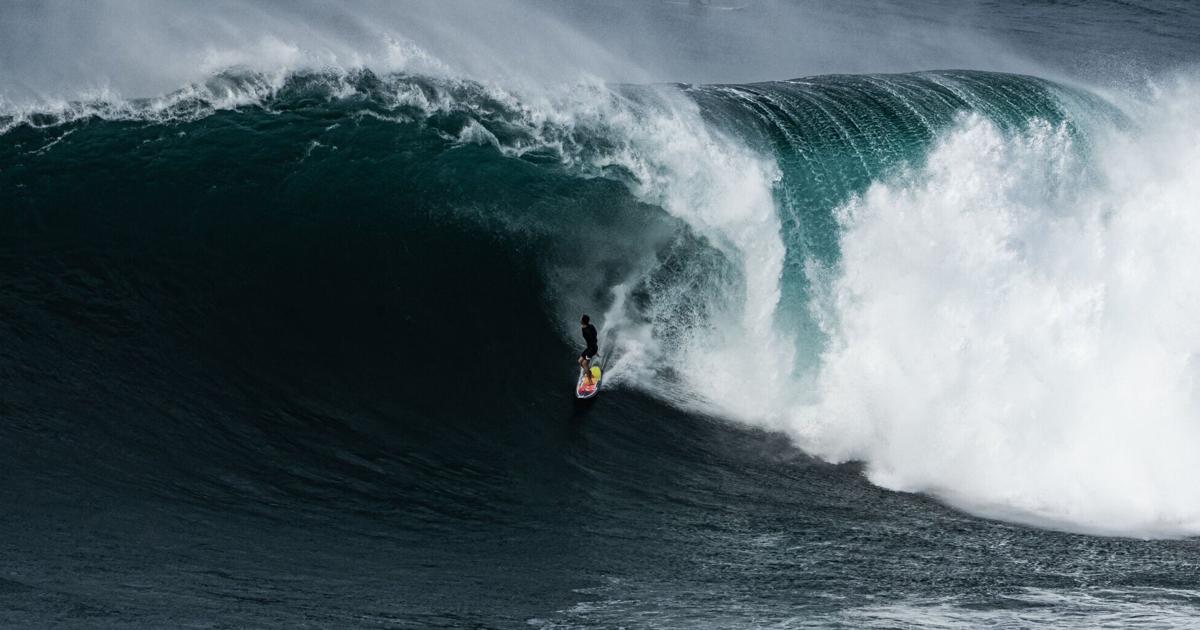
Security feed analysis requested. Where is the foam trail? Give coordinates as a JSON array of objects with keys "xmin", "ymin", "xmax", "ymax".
[
  {"xmin": 785, "ymin": 80, "xmax": 1200, "ymax": 537},
  {"xmin": 617, "ymin": 99, "xmax": 792, "ymax": 415},
  {"xmin": 517, "ymin": 85, "xmax": 792, "ymax": 411}
]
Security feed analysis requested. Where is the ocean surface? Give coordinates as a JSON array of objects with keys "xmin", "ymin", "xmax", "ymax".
[{"xmin": 3, "ymin": 1, "xmax": 1200, "ymax": 627}]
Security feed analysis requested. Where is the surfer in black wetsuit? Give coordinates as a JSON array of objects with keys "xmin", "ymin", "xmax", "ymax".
[{"xmin": 578, "ymin": 314, "xmax": 599, "ymax": 385}]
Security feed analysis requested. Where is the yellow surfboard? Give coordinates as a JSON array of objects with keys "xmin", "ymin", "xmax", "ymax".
[{"xmin": 576, "ymin": 361, "xmax": 604, "ymax": 399}]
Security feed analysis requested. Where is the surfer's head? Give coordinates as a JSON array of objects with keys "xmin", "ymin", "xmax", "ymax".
[{"xmin": 580, "ymin": 314, "xmax": 590, "ymax": 325}]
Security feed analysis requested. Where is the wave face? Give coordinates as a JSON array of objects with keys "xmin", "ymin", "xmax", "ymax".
[{"xmin": 5, "ymin": 65, "xmax": 1200, "ymax": 626}]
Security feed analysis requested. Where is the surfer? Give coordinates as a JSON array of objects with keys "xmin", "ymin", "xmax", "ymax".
[{"xmin": 578, "ymin": 314, "xmax": 599, "ymax": 385}]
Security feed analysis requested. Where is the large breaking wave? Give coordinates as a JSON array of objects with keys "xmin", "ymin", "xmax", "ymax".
[{"xmin": 4, "ymin": 64, "xmax": 1199, "ymax": 538}]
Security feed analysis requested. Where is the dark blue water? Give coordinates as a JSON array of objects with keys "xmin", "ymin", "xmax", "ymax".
[{"xmin": 3, "ymin": 2, "xmax": 1200, "ymax": 628}]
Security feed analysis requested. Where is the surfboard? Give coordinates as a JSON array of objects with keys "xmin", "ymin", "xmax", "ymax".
[{"xmin": 576, "ymin": 359, "xmax": 604, "ymax": 399}]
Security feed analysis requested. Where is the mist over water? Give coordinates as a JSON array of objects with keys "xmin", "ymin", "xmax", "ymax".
[
  {"xmin": 5, "ymin": 1, "xmax": 1200, "ymax": 627},
  {"xmin": 6, "ymin": 0, "xmax": 1198, "ymax": 106}
]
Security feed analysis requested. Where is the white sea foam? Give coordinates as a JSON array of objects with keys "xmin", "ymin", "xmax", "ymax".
[{"xmin": 751, "ymin": 79, "xmax": 1200, "ymax": 537}]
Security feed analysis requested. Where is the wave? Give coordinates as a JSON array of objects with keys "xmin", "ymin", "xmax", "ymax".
[{"xmin": 3, "ymin": 66, "xmax": 1198, "ymax": 537}]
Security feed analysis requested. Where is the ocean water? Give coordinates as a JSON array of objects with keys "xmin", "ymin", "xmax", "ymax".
[{"xmin": 3, "ymin": 1, "xmax": 1200, "ymax": 627}]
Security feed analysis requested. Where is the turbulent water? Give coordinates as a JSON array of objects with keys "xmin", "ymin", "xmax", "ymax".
[{"xmin": 4, "ymin": 1, "xmax": 1200, "ymax": 628}]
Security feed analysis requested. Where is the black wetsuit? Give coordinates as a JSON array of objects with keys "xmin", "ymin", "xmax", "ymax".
[{"xmin": 580, "ymin": 323, "xmax": 598, "ymax": 361}]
